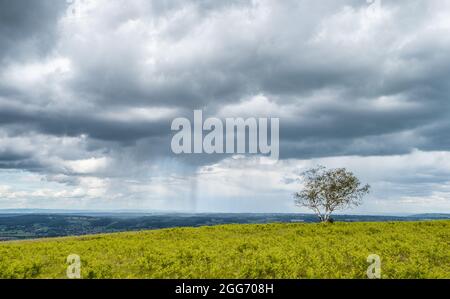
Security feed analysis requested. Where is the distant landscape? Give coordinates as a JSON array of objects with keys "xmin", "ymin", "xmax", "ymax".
[{"xmin": 1, "ymin": 210, "xmax": 449, "ymax": 241}]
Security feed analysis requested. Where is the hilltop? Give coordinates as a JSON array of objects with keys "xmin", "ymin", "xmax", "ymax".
[
  {"xmin": 2, "ymin": 212, "xmax": 449, "ymax": 241},
  {"xmin": 0, "ymin": 221, "xmax": 448, "ymax": 279}
]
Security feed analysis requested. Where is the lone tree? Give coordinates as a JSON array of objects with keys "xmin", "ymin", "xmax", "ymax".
[{"xmin": 294, "ymin": 166, "xmax": 370, "ymax": 223}]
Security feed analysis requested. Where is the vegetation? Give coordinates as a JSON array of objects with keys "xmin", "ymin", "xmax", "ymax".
[
  {"xmin": 0, "ymin": 221, "xmax": 448, "ymax": 279},
  {"xmin": 295, "ymin": 166, "xmax": 370, "ymax": 222}
]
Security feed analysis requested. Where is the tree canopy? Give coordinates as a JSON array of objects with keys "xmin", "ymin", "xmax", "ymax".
[{"xmin": 294, "ymin": 166, "xmax": 370, "ymax": 222}]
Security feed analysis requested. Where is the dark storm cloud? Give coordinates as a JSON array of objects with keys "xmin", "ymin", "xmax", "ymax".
[
  {"xmin": 0, "ymin": 0, "xmax": 450, "ymax": 171},
  {"xmin": 0, "ymin": 159, "xmax": 43, "ymax": 171},
  {"xmin": 0, "ymin": 149, "xmax": 28, "ymax": 162},
  {"xmin": 0, "ymin": 100, "xmax": 174, "ymax": 144},
  {"xmin": 0, "ymin": 0, "xmax": 66, "ymax": 62}
]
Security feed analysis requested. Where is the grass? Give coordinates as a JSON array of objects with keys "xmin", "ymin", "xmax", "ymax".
[{"xmin": 0, "ymin": 221, "xmax": 449, "ymax": 279}]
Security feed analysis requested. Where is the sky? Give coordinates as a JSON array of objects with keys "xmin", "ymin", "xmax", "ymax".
[{"xmin": 0, "ymin": 0, "xmax": 449, "ymax": 214}]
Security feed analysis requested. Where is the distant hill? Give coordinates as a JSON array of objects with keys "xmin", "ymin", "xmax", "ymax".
[
  {"xmin": 410, "ymin": 214, "xmax": 450, "ymax": 219},
  {"xmin": 1, "ymin": 212, "xmax": 450, "ymax": 241}
]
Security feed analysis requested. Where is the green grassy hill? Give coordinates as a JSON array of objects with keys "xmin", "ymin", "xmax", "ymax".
[{"xmin": 0, "ymin": 221, "xmax": 449, "ymax": 279}]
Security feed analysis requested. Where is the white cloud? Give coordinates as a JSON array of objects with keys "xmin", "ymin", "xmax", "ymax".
[
  {"xmin": 1, "ymin": 57, "xmax": 72, "ymax": 92},
  {"xmin": 218, "ymin": 95, "xmax": 293, "ymax": 118},
  {"xmin": 64, "ymin": 157, "xmax": 110, "ymax": 174},
  {"xmin": 100, "ymin": 107, "xmax": 178, "ymax": 123}
]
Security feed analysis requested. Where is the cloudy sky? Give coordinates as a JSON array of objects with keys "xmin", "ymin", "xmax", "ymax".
[{"xmin": 0, "ymin": 0, "xmax": 449, "ymax": 214}]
